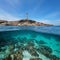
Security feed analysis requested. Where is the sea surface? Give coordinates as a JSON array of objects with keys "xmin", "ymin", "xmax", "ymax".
[{"xmin": 0, "ymin": 26, "xmax": 60, "ymax": 60}]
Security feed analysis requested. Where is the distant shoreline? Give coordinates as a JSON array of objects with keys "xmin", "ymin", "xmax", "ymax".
[{"xmin": 0, "ymin": 19, "xmax": 53, "ymax": 26}]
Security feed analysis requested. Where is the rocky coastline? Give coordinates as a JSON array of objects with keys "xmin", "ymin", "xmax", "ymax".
[{"xmin": 0, "ymin": 19, "xmax": 53, "ymax": 26}]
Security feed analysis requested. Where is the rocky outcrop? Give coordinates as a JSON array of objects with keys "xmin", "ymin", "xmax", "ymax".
[{"xmin": 0, "ymin": 19, "xmax": 53, "ymax": 26}]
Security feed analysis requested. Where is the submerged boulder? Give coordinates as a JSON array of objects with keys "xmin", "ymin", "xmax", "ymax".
[
  {"xmin": 39, "ymin": 40, "xmax": 46, "ymax": 44},
  {"xmin": 3, "ymin": 54, "xmax": 12, "ymax": 60},
  {"xmin": 26, "ymin": 46, "xmax": 39, "ymax": 57},
  {"xmin": 49, "ymin": 55, "xmax": 60, "ymax": 60},
  {"xmin": 29, "ymin": 49, "xmax": 39, "ymax": 57},
  {"xmin": 37, "ymin": 45, "xmax": 52, "ymax": 58},
  {"xmin": 3, "ymin": 48, "xmax": 23, "ymax": 60},
  {"xmin": 40, "ymin": 46, "xmax": 52, "ymax": 54},
  {"xmin": 30, "ymin": 58, "xmax": 42, "ymax": 60}
]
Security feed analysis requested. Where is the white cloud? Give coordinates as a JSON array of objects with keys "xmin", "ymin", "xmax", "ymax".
[
  {"xmin": 0, "ymin": 8, "xmax": 20, "ymax": 21},
  {"xmin": 38, "ymin": 12, "xmax": 60, "ymax": 25},
  {"xmin": 39, "ymin": 19, "xmax": 60, "ymax": 25}
]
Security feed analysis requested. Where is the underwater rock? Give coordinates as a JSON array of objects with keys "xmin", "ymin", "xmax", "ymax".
[
  {"xmin": 41, "ymin": 45, "xmax": 52, "ymax": 54},
  {"xmin": 0, "ymin": 52, "xmax": 6, "ymax": 59},
  {"xmin": 0, "ymin": 38, "xmax": 8, "ymax": 47},
  {"xmin": 18, "ymin": 37, "xmax": 27, "ymax": 44},
  {"xmin": 22, "ymin": 41, "xmax": 39, "ymax": 57},
  {"xmin": 39, "ymin": 40, "xmax": 46, "ymax": 44},
  {"xmin": 56, "ymin": 43, "xmax": 60, "ymax": 46},
  {"xmin": 30, "ymin": 58, "xmax": 42, "ymax": 60},
  {"xmin": 55, "ymin": 39, "xmax": 60, "ymax": 42},
  {"xmin": 27, "ymin": 40, "xmax": 35, "ymax": 47},
  {"xmin": 14, "ymin": 49, "xmax": 23, "ymax": 60},
  {"xmin": 3, "ymin": 49, "xmax": 23, "ymax": 60},
  {"xmin": 25, "ymin": 42, "xmax": 35, "ymax": 50},
  {"xmin": 49, "ymin": 55, "xmax": 60, "ymax": 60},
  {"xmin": 0, "ymin": 46, "xmax": 6, "ymax": 52},
  {"xmin": 54, "ymin": 36, "xmax": 60, "ymax": 42},
  {"xmin": 9, "ymin": 45, "xmax": 15, "ymax": 51},
  {"xmin": 37, "ymin": 45, "xmax": 52, "ymax": 57},
  {"xmin": 3, "ymin": 54, "xmax": 12, "ymax": 60},
  {"xmin": 25, "ymin": 44, "xmax": 39, "ymax": 57},
  {"xmin": 1, "ymin": 46, "xmax": 7, "ymax": 52},
  {"xmin": 37, "ymin": 45, "xmax": 60, "ymax": 60},
  {"xmin": 35, "ymin": 40, "xmax": 46, "ymax": 45},
  {"xmin": 14, "ymin": 42, "xmax": 23, "ymax": 49},
  {"xmin": 29, "ymin": 49, "xmax": 39, "ymax": 57},
  {"xmin": 54, "ymin": 50, "xmax": 60, "ymax": 53},
  {"xmin": 0, "ymin": 48, "xmax": 2, "ymax": 52},
  {"xmin": 31, "ymin": 34, "xmax": 37, "ymax": 38},
  {"xmin": 14, "ymin": 53, "xmax": 23, "ymax": 60},
  {"xmin": 13, "ymin": 48, "xmax": 18, "ymax": 52}
]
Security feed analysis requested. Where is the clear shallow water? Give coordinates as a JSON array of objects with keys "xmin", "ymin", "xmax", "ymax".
[
  {"xmin": 0, "ymin": 26, "xmax": 60, "ymax": 60},
  {"xmin": 0, "ymin": 26, "xmax": 60, "ymax": 35}
]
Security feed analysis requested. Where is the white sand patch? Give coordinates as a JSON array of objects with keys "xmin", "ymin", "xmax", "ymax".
[
  {"xmin": 23, "ymin": 58, "xmax": 30, "ymax": 60},
  {"xmin": 23, "ymin": 50, "xmax": 50, "ymax": 60},
  {"xmin": 23, "ymin": 50, "xmax": 32, "ymax": 60}
]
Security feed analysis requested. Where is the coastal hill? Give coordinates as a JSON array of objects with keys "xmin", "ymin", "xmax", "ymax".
[{"xmin": 0, "ymin": 19, "xmax": 53, "ymax": 26}]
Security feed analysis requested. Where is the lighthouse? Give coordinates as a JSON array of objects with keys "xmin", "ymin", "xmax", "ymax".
[{"xmin": 26, "ymin": 13, "xmax": 28, "ymax": 20}]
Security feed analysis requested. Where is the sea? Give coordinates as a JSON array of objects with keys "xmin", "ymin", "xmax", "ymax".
[{"xmin": 0, "ymin": 26, "xmax": 60, "ymax": 60}]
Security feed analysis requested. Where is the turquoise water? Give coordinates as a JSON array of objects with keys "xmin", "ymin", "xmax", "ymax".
[
  {"xmin": 0, "ymin": 29, "xmax": 60, "ymax": 60},
  {"xmin": 0, "ymin": 26, "xmax": 60, "ymax": 60}
]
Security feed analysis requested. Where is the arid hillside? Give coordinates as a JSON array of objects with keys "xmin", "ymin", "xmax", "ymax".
[{"xmin": 0, "ymin": 19, "xmax": 53, "ymax": 26}]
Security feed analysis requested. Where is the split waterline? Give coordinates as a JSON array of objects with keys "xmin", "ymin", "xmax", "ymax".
[{"xmin": 0, "ymin": 26, "xmax": 60, "ymax": 60}]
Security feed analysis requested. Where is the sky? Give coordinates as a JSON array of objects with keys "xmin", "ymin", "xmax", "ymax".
[{"xmin": 0, "ymin": 0, "xmax": 60, "ymax": 25}]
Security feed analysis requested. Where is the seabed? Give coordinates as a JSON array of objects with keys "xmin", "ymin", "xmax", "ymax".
[{"xmin": 0, "ymin": 30, "xmax": 60, "ymax": 60}]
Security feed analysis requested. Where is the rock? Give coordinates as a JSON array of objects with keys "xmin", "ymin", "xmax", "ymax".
[
  {"xmin": 3, "ymin": 47, "xmax": 23, "ymax": 60},
  {"xmin": 29, "ymin": 50, "xmax": 39, "ymax": 57},
  {"xmin": 14, "ymin": 53, "xmax": 23, "ymax": 60},
  {"xmin": 26, "ymin": 45, "xmax": 39, "ymax": 57},
  {"xmin": 9, "ymin": 45, "xmax": 15, "ymax": 51},
  {"xmin": 35, "ymin": 40, "xmax": 46, "ymax": 45},
  {"xmin": 18, "ymin": 37, "xmax": 27, "ymax": 44},
  {"xmin": 0, "ymin": 46, "xmax": 7, "ymax": 52},
  {"xmin": 3, "ymin": 54, "xmax": 12, "ymax": 60},
  {"xmin": 10, "ymin": 54, "xmax": 14, "ymax": 60},
  {"xmin": 37, "ymin": 45, "xmax": 52, "ymax": 57},
  {"xmin": 49, "ymin": 55, "xmax": 60, "ymax": 60},
  {"xmin": 27, "ymin": 40, "xmax": 35, "ymax": 47},
  {"xmin": 24, "ymin": 43, "xmax": 35, "ymax": 51},
  {"xmin": 0, "ymin": 38, "xmax": 7, "ymax": 47},
  {"xmin": 31, "ymin": 34, "xmax": 37, "ymax": 38},
  {"xmin": 15, "ymin": 42, "xmax": 24, "ymax": 50},
  {"xmin": 0, "ymin": 48, "xmax": 2, "ymax": 52},
  {"xmin": 0, "ymin": 52, "xmax": 5, "ymax": 59},
  {"xmin": 13, "ymin": 48, "xmax": 18, "ymax": 52},
  {"xmin": 40, "ymin": 45, "xmax": 52, "ymax": 54},
  {"xmin": 39, "ymin": 40, "xmax": 46, "ymax": 44},
  {"xmin": 30, "ymin": 58, "xmax": 42, "ymax": 60},
  {"xmin": 23, "ymin": 41, "xmax": 39, "ymax": 57},
  {"xmin": 37, "ymin": 45, "xmax": 60, "ymax": 60},
  {"xmin": 14, "ymin": 49, "xmax": 23, "ymax": 60}
]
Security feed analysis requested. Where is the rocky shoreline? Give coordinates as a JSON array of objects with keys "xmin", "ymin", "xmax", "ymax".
[{"xmin": 0, "ymin": 19, "xmax": 53, "ymax": 26}]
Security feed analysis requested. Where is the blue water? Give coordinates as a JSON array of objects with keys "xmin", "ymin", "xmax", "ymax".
[
  {"xmin": 0, "ymin": 26, "xmax": 60, "ymax": 60},
  {"xmin": 0, "ymin": 26, "xmax": 60, "ymax": 35}
]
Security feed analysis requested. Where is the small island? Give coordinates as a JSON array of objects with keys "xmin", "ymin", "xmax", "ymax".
[{"xmin": 0, "ymin": 19, "xmax": 53, "ymax": 26}]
